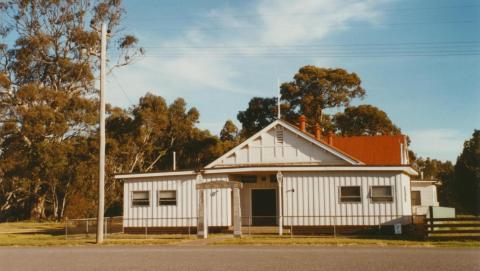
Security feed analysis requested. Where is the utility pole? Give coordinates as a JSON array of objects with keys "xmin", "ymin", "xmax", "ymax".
[{"xmin": 96, "ymin": 22, "xmax": 107, "ymax": 244}]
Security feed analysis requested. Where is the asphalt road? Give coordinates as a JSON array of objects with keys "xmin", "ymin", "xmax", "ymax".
[{"xmin": 1, "ymin": 246, "xmax": 479, "ymax": 271}]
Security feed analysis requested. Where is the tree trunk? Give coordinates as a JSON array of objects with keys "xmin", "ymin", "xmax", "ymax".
[
  {"xmin": 59, "ymin": 192, "xmax": 67, "ymax": 220},
  {"xmin": 30, "ymin": 195, "xmax": 46, "ymax": 221}
]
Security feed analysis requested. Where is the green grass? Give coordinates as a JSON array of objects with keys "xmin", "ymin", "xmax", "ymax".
[
  {"xmin": 0, "ymin": 221, "xmax": 192, "ymax": 247},
  {"xmin": 1, "ymin": 222, "xmax": 479, "ymax": 247},
  {"xmin": 211, "ymin": 235, "xmax": 480, "ymax": 248},
  {"xmin": 0, "ymin": 221, "xmax": 64, "ymax": 233}
]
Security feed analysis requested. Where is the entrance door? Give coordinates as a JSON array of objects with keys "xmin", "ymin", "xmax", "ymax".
[{"xmin": 251, "ymin": 189, "xmax": 277, "ymax": 226}]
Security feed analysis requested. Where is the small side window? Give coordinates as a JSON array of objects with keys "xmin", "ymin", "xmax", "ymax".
[
  {"xmin": 340, "ymin": 186, "xmax": 361, "ymax": 203},
  {"xmin": 371, "ymin": 186, "xmax": 393, "ymax": 203},
  {"xmin": 132, "ymin": 191, "xmax": 150, "ymax": 207},
  {"xmin": 158, "ymin": 190, "xmax": 177, "ymax": 206}
]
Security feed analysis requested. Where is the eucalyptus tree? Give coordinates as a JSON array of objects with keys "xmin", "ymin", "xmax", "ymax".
[
  {"xmin": 333, "ymin": 105, "xmax": 401, "ymax": 136},
  {"xmin": 0, "ymin": 0, "xmax": 142, "ymax": 220},
  {"xmin": 280, "ymin": 65, "xmax": 365, "ymax": 130}
]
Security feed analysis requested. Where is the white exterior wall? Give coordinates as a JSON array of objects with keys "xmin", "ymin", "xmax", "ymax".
[
  {"xmin": 123, "ymin": 175, "xmax": 198, "ymax": 227},
  {"xmin": 123, "ymin": 174, "xmax": 232, "ymax": 227},
  {"xmin": 411, "ymin": 183, "xmax": 439, "ymax": 218},
  {"xmin": 411, "ymin": 184, "xmax": 439, "ymax": 207},
  {"xmin": 202, "ymin": 174, "xmax": 232, "ymax": 227},
  {"xmin": 282, "ymin": 172, "xmax": 412, "ymax": 225},
  {"xmin": 218, "ymin": 125, "xmax": 349, "ymax": 166},
  {"xmin": 123, "ymin": 171, "xmax": 413, "ymax": 227},
  {"xmin": 401, "ymin": 174, "xmax": 413, "ymax": 216}
]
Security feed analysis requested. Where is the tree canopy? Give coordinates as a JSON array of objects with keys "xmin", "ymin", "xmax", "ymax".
[
  {"xmin": 237, "ymin": 97, "xmax": 278, "ymax": 138},
  {"xmin": 333, "ymin": 105, "xmax": 401, "ymax": 136},
  {"xmin": 0, "ymin": 0, "xmax": 141, "ymax": 220},
  {"xmin": 454, "ymin": 130, "xmax": 480, "ymax": 214},
  {"xmin": 220, "ymin": 120, "xmax": 239, "ymax": 142},
  {"xmin": 237, "ymin": 66, "xmax": 367, "ymax": 137},
  {"xmin": 280, "ymin": 66, "xmax": 365, "ymax": 128}
]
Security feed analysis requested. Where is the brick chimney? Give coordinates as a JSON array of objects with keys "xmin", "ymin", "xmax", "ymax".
[
  {"xmin": 299, "ymin": 115, "xmax": 306, "ymax": 132},
  {"xmin": 327, "ymin": 131, "xmax": 334, "ymax": 145},
  {"xmin": 314, "ymin": 123, "xmax": 321, "ymax": 140}
]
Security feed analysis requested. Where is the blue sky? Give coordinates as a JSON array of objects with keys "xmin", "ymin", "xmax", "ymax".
[{"xmin": 109, "ymin": 0, "xmax": 480, "ymax": 162}]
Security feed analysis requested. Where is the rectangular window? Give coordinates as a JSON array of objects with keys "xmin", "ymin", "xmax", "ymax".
[
  {"xmin": 371, "ymin": 186, "xmax": 394, "ymax": 202},
  {"xmin": 340, "ymin": 186, "xmax": 361, "ymax": 203},
  {"xmin": 411, "ymin": 191, "xmax": 421, "ymax": 206},
  {"xmin": 132, "ymin": 191, "xmax": 150, "ymax": 207},
  {"xmin": 158, "ymin": 190, "xmax": 177, "ymax": 206}
]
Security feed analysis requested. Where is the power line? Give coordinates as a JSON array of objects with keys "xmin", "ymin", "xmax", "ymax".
[
  {"xmin": 135, "ymin": 19, "xmax": 479, "ymax": 31},
  {"xmin": 128, "ymin": 4, "xmax": 480, "ymax": 22},
  {"xmin": 112, "ymin": 42, "xmax": 480, "ymax": 58},
  {"xmin": 111, "ymin": 72, "xmax": 135, "ymax": 104},
  {"xmin": 142, "ymin": 41, "xmax": 480, "ymax": 49},
  {"xmin": 125, "ymin": 52, "xmax": 480, "ymax": 58}
]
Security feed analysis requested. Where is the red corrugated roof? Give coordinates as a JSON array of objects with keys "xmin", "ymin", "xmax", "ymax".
[{"xmin": 329, "ymin": 135, "xmax": 407, "ymax": 165}]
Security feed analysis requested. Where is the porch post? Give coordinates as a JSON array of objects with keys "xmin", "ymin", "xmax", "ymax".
[
  {"xmin": 277, "ymin": 171, "xmax": 283, "ymax": 236},
  {"xmin": 233, "ymin": 187, "xmax": 242, "ymax": 237}
]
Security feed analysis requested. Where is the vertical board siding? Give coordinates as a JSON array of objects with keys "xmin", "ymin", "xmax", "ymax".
[
  {"xmin": 124, "ymin": 175, "xmax": 198, "ymax": 228},
  {"xmin": 200, "ymin": 174, "xmax": 232, "ymax": 227},
  {"xmin": 124, "ymin": 174, "xmax": 232, "ymax": 228},
  {"xmin": 282, "ymin": 172, "xmax": 411, "ymax": 226},
  {"xmin": 124, "ymin": 171, "xmax": 412, "ymax": 228}
]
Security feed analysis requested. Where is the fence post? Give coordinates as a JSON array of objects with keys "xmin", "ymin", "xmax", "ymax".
[
  {"xmin": 105, "ymin": 218, "xmax": 107, "ymax": 239},
  {"xmin": 86, "ymin": 219, "xmax": 89, "ymax": 238},
  {"xmin": 332, "ymin": 216, "xmax": 336, "ymax": 238},
  {"xmin": 145, "ymin": 218, "xmax": 148, "ymax": 239},
  {"xmin": 429, "ymin": 206, "xmax": 434, "ymax": 225},
  {"xmin": 290, "ymin": 222, "xmax": 293, "ymax": 238},
  {"xmin": 378, "ymin": 215, "xmax": 381, "ymax": 234},
  {"xmin": 65, "ymin": 217, "xmax": 68, "ymax": 240}
]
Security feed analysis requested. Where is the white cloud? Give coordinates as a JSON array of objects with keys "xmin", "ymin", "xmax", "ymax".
[
  {"xmin": 257, "ymin": 0, "xmax": 383, "ymax": 46},
  {"xmin": 407, "ymin": 129, "xmax": 467, "ymax": 162}
]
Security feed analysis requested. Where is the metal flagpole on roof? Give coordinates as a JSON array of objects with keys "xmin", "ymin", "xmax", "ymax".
[{"xmin": 277, "ymin": 78, "xmax": 281, "ymax": 120}]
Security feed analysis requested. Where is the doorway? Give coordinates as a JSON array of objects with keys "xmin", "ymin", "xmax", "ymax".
[{"xmin": 251, "ymin": 189, "xmax": 277, "ymax": 226}]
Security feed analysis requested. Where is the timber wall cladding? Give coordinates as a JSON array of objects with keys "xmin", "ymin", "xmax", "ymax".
[
  {"xmin": 123, "ymin": 174, "xmax": 232, "ymax": 227},
  {"xmin": 124, "ymin": 175, "xmax": 198, "ymax": 227},
  {"xmin": 282, "ymin": 172, "xmax": 411, "ymax": 226},
  {"xmin": 220, "ymin": 125, "xmax": 349, "ymax": 166}
]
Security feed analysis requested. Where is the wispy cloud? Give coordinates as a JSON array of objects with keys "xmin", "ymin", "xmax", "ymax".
[
  {"xmin": 407, "ymin": 129, "xmax": 467, "ymax": 162},
  {"xmin": 257, "ymin": 0, "xmax": 383, "ymax": 46},
  {"xmin": 111, "ymin": 0, "xmax": 390, "ymax": 133}
]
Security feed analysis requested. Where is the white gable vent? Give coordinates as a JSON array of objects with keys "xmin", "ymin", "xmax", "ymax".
[{"xmin": 276, "ymin": 127, "xmax": 284, "ymax": 144}]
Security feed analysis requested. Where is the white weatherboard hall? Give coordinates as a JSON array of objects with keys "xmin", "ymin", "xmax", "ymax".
[{"xmin": 116, "ymin": 117, "xmax": 418, "ymax": 237}]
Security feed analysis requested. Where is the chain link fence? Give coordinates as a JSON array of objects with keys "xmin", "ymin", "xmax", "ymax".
[{"xmin": 65, "ymin": 215, "xmax": 414, "ymax": 240}]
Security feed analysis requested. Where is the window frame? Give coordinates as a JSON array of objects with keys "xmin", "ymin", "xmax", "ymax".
[
  {"xmin": 370, "ymin": 185, "xmax": 394, "ymax": 203},
  {"xmin": 339, "ymin": 186, "xmax": 362, "ymax": 203},
  {"xmin": 131, "ymin": 191, "xmax": 150, "ymax": 207},
  {"xmin": 158, "ymin": 190, "xmax": 177, "ymax": 206}
]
